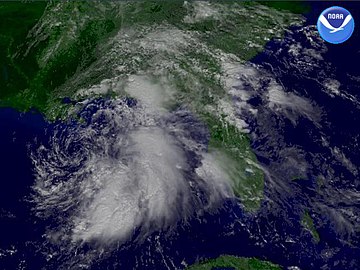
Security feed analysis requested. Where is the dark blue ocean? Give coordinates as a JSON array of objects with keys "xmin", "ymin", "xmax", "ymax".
[{"xmin": 0, "ymin": 2, "xmax": 359, "ymax": 269}]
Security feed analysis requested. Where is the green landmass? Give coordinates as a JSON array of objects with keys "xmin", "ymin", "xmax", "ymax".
[
  {"xmin": 259, "ymin": 1, "xmax": 310, "ymax": 14},
  {"xmin": 0, "ymin": 1, "xmax": 46, "ymax": 107},
  {"xmin": 302, "ymin": 211, "xmax": 320, "ymax": 243},
  {"xmin": 205, "ymin": 115, "xmax": 264, "ymax": 211},
  {"xmin": 290, "ymin": 175, "xmax": 307, "ymax": 181},
  {"xmin": 0, "ymin": 1, "xmax": 304, "ymax": 117},
  {"xmin": 0, "ymin": 1, "xmax": 119, "ymax": 114},
  {"xmin": 187, "ymin": 255, "xmax": 281, "ymax": 270}
]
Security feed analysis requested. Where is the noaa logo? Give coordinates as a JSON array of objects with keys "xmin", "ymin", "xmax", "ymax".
[{"xmin": 317, "ymin": 6, "xmax": 355, "ymax": 44}]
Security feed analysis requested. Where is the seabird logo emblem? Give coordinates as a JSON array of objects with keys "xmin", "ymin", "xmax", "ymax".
[{"xmin": 317, "ymin": 6, "xmax": 355, "ymax": 44}]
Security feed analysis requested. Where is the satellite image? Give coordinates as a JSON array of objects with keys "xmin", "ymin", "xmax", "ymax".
[{"xmin": 0, "ymin": 1, "xmax": 359, "ymax": 269}]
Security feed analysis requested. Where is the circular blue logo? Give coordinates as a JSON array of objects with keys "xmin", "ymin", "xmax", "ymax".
[{"xmin": 317, "ymin": 6, "xmax": 355, "ymax": 44}]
